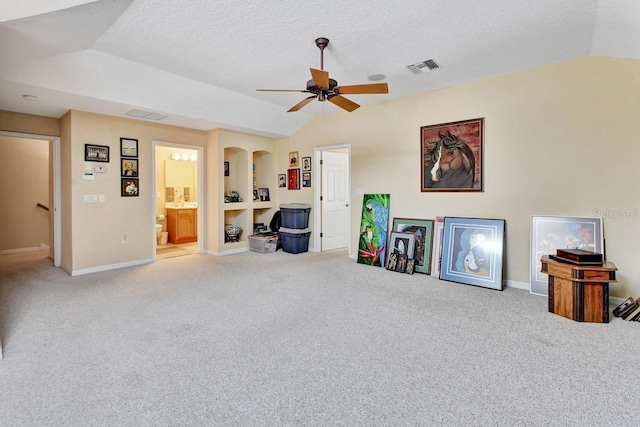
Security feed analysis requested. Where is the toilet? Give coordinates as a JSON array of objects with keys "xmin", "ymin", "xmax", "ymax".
[{"xmin": 156, "ymin": 224, "xmax": 163, "ymax": 243}]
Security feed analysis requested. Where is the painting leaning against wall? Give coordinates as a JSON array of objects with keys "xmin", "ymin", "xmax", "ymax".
[{"xmin": 357, "ymin": 194, "xmax": 391, "ymax": 267}]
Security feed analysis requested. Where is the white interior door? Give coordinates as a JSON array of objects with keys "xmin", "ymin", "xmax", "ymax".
[{"xmin": 321, "ymin": 150, "xmax": 350, "ymax": 251}]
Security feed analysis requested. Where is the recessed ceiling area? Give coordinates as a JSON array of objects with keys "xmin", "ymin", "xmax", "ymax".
[{"xmin": 0, "ymin": 0, "xmax": 639, "ymax": 137}]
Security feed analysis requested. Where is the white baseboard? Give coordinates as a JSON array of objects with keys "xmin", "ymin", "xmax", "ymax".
[
  {"xmin": 207, "ymin": 247, "xmax": 249, "ymax": 256},
  {"xmin": 504, "ymin": 280, "xmax": 530, "ymax": 291},
  {"xmin": 71, "ymin": 258, "xmax": 154, "ymax": 276}
]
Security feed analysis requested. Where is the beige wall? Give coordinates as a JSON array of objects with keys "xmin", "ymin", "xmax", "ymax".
[
  {"xmin": 277, "ymin": 56, "xmax": 640, "ymax": 297},
  {"xmin": 0, "ymin": 136, "xmax": 49, "ymax": 251},
  {"xmin": 0, "ymin": 110, "xmax": 60, "ymax": 136},
  {"xmin": 67, "ymin": 111, "xmax": 206, "ymax": 272}
]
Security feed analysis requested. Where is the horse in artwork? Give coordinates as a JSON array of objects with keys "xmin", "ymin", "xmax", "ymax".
[{"xmin": 423, "ymin": 130, "xmax": 476, "ymax": 189}]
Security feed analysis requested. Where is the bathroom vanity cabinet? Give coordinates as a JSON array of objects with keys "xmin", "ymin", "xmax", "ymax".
[{"xmin": 166, "ymin": 208, "xmax": 197, "ymax": 243}]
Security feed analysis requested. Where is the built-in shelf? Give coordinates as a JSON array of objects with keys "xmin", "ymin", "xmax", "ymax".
[{"xmin": 223, "ymin": 202, "xmax": 249, "ymax": 211}]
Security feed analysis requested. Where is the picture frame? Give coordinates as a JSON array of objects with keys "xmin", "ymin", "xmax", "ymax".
[
  {"xmin": 357, "ymin": 194, "xmax": 391, "ymax": 267},
  {"xmin": 253, "ymin": 189, "xmax": 259, "ymax": 200},
  {"xmin": 224, "ymin": 161, "xmax": 230, "ymax": 177},
  {"xmin": 258, "ymin": 188, "xmax": 270, "ymax": 201},
  {"xmin": 420, "ymin": 117, "xmax": 483, "ymax": 192},
  {"xmin": 120, "ymin": 138, "xmax": 138, "ymax": 158},
  {"xmin": 530, "ymin": 215, "xmax": 604, "ymax": 296},
  {"xmin": 431, "ymin": 217, "xmax": 445, "ymax": 276},
  {"xmin": 288, "ymin": 168, "xmax": 300, "ymax": 190},
  {"xmin": 440, "ymin": 217, "xmax": 505, "ymax": 290},
  {"xmin": 302, "ymin": 172, "xmax": 311, "ymax": 188},
  {"xmin": 388, "ymin": 231, "xmax": 416, "ymax": 260},
  {"xmin": 278, "ymin": 174, "xmax": 286, "ymax": 188},
  {"xmin": 121, "ymin": 178, "xmax": 139, "ymax": 197},
  {"xmin": 386, "ymin": 233, "xmax": 417, "ymax": 275},
  {"xmin": 302, "ymin": 156, "xmax": 312, "ymax": 171},
  {"xmin": 391, "ymin": 218, "xmax": 434, "ymax": 274},
  {"xmin": 289, "ymin": 151, "xmax": 299, "ymax": 167},
  {"xmin": 84, "ymin": 144, "xmax": 109, "ymax": 162},
  {"xmin": 121, "ymin": 158, "xmax": 138, "ymax": 177}
]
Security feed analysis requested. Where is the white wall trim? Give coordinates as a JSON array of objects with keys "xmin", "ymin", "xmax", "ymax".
[
  {"xmin": 0, "ymin": 131, "xmax": 61, "ymax": 267},
  {"xmin": 504, "ymin": 280, "xmax": 530, "ymax": 291},
  {"xmin": 71, "ymin": 258, "xmax": 154, "ymax": 276},
  {"xmin": 207, "ymin": 247, "xmax": 249, "ymax": 256}
]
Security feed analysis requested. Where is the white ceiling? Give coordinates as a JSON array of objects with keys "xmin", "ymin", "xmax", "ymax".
[{"xmin": 1, "ymin": 0, "xmax": 639, "ymax": 137}]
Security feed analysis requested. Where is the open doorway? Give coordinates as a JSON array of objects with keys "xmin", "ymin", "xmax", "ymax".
[
  {"xmin": 152, "ymin": 141, "xmax": 204, "ymax": 260},
  {"xmin": 313, "ymin": 144, "xmax": 351, "ymax": 256},
  {"xmin": 0, "ymin": 131, "xmax": 60, "ymax": 267}
]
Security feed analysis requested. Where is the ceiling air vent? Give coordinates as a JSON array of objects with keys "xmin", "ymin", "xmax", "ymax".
[
  {"xmin": 125, "ymin": 109, "xmax": 167, "ymax": 121},
  {"xmin": 406, "ymin": 59, "xmax": 439, "ymax": 74}
]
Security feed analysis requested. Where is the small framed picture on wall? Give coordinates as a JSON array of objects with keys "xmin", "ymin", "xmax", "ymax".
[
  {"xmin": 288, "ymin": 168, "xmax": 300, "ymax": 190},
  {"xmin": 289, "ymin": 151, "xmax": 299, "ymax": 167},
  {"xmin": 121, "ymin": 178, "xmax": 139, "ymax": 197},
  {"xmin": 120, "ymin": 138, "xmax": 138, "ymax": 158},
  {"xmin": 302, "ymin": 172, "xmax": 311, "ymax": 187}
]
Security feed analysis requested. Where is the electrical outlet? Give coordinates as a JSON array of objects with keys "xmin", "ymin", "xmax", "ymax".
[{"xmin": 121, "ymin": 234, "xmax": 127, "ymax": 244}]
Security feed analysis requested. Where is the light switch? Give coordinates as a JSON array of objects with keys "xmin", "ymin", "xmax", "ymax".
[
  {"xmin": 83, "ymin": 194, "xmax": 98, "ymax": 203},
  {"xmin": 98, "ymin": 194, "xmax": 105, "ymax": 202},
  {"xmin": 355, "ymin": 188, "xmax": 363, "ymax": 196}
]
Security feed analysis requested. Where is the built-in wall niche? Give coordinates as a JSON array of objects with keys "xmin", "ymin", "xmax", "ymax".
[
  {"xmin": 224, "ymin": 209, "xmax": 248, "ymax": 243},
  {"xmin": 254, "ymin": 208, "xmax": 275, "ymax": 232},
  {"xmin": 252, "ymin": 150, "xmax": 274, "ymax": 190},
  {"xmin": 223, "ymin": 147, "xmax": 248, "ymax": 198},
  {"xmin": 165, "ymin": 159, "xmax": 196, "ymax": 200}
]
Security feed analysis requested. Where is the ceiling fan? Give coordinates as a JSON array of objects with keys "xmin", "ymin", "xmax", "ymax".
[{"xmin": 256, "ymin": 37, "xmax": 389, "ymax": 112}]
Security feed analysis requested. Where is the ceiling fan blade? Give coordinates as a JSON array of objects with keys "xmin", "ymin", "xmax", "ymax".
[
  {"xmin": 287, "ymin": 96, "xmax": 316, "ymax": 112},
  {"xmin": 256, "ymin": 89, "xmax": 310, "ymax": 92},
  {"xmin": 328, "ymin": 95, "xmax": 360, "ymax": 112},
  {"xmin": 310, "ymin": 68, "xmax": 329, "ymax": 89},
  {"xmin": 334, "ymin": 83, "xmax": 389, "ymax": 94}
]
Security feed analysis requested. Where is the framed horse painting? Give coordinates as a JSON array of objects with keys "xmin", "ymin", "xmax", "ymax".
[{"xmin": 420, "ymin": 118, "xmax": 484, "ymax": 192}]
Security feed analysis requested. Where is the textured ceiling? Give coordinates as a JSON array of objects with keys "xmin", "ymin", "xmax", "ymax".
[{"xmin": 0, "ymin": 0, "xmax": 639, "ymax": 137}]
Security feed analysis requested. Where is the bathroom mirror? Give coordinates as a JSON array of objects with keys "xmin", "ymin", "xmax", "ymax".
[{"xmin": 165, "ymin": 160, "xmax": 196, "ymax": 198}]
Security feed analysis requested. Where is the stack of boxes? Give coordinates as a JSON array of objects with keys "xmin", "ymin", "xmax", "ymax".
[{"xmin": 279, "ymin": 203, "xmax": 311, "ymax": 254}]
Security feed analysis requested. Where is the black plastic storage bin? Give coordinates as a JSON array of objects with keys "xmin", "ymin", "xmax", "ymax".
[
  {"xmin": 280, "ymin": 227, "xmax": 311, "ymax": 254},
  {"xmin": 280, "ymin": 203, "xmax": 311, "ymax": 229}
]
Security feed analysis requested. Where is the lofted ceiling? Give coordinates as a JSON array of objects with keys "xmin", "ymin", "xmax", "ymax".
[{"xmin": 0, "ymin": 0, "xmax": 639, "ymax": 138}]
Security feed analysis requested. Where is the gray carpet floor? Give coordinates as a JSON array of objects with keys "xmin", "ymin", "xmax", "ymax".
[{"xmin": 1, "ymin": 249, "xmax": 639, "ymax": 426}]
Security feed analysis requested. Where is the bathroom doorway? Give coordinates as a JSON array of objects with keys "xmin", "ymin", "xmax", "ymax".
[{"xmin": 152, "ymin": 141, "xmax": 204, "ymax": 260}]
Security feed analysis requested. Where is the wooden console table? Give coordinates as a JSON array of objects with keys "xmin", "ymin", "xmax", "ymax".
[{"xmin": 540, "ymin": 255, "xmax": 617, "ymax": 323}]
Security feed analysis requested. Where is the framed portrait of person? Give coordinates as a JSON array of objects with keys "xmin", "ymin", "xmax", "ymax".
[{"xmin": 121, "ymin": 158, "xmax": 138, "ymax": 177}]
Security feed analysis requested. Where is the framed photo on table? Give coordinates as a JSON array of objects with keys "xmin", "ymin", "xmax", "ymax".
[
  {"xmin": 258, "ymin": 188, "xmax": 270, "ymax": 201},
  {"xmin": 120, "ymin": 138, "xmax": 138, "ymax": 158},
  {"xmin": 440, "ymin": 217, "xmax": 505, "ymax": 290},
  {"xmin": 530, "ymin": 215, "xmax": 603, "ymax": 296},
  {"xmin": 391, "ymin": 218, "xmax": 434, "ymax": 274}
]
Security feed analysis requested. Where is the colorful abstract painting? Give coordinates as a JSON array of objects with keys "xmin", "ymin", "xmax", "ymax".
[{"xmin": 357, "ymin": 194, "xmax": 390, "ymax": 267}]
